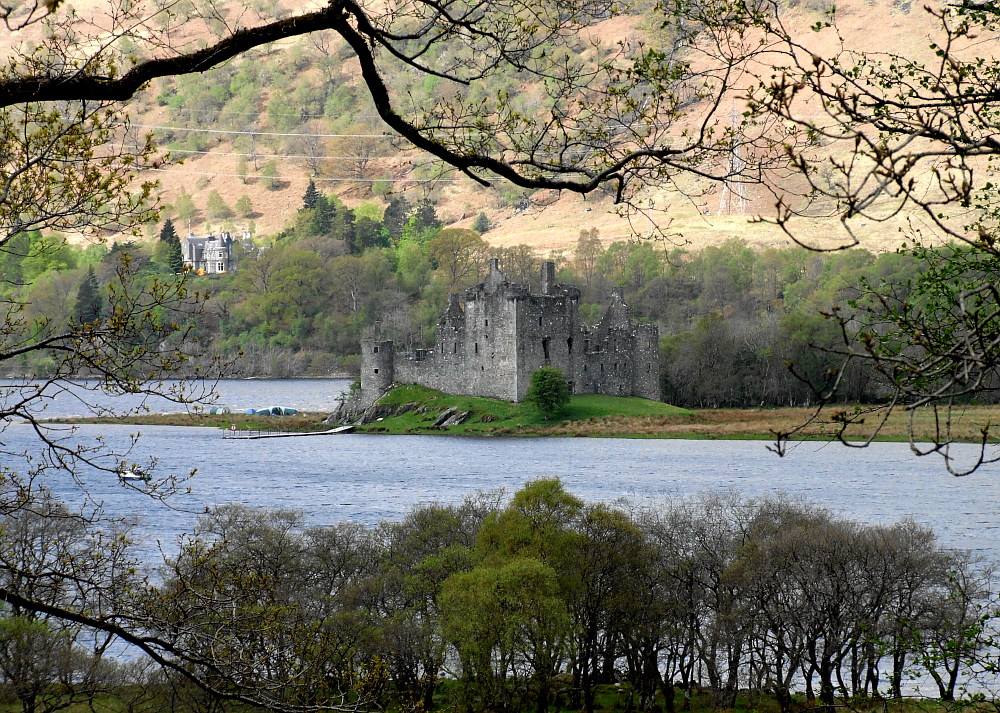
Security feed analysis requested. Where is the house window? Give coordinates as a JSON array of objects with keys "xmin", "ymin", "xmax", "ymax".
[{"xmin": 217, "ymin": 262, "xmax": 226, "ymax": 272}]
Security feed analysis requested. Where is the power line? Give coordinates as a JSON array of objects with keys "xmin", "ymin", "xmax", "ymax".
[
  {"xmin": 169, "ymin": 149, "xmax": 392, "ymax": 160},
  {"xmin": 154, "ymin": 106, "xmax": 385, "ymax": 121},
  {"xmin": 135, "ymin": 124, "xmax": 398, "ymax": 139},
  {"xmin": 148, "ymin": 167, "xmax": 466, "ymax": 183}
]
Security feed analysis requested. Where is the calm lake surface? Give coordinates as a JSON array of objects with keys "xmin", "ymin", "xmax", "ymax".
[{"xmin": 2, "ymin": 378, "xmax": 998, "ymax": 564}]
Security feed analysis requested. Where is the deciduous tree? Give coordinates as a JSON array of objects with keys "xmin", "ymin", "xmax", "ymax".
[
  {"xmin": 525, "ymin": 367, "xmax": 571, "ymax": 420},
  {"xmin": 427, "ymin": 229, "xmax": 489, "ymax": 289}
]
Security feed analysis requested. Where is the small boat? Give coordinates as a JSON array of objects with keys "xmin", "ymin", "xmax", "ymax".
[{"xmin": 119, "ymin": 471, "xmax": 149, "ymax": 482}]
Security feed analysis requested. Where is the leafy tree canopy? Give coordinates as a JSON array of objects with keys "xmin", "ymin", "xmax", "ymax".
[{"xmin": 525, "ymin": 367, "xmax": 572, "ymax": 420}]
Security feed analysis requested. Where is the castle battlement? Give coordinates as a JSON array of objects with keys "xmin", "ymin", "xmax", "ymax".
[{"xmin": 343, "ymin": 260, "xmax": 659, "ymax": 417}]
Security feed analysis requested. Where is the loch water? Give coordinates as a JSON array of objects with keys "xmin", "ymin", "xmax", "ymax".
[{"xmin": 2, "ymin": 378, "xmax": 998, "ymax": 565}]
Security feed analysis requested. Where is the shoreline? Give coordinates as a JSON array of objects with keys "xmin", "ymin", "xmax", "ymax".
[{"xmin": 44, "ymin": 402, "xmax": 1000, "ymax": 444}]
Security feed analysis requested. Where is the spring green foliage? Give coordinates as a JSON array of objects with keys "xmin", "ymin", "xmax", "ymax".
[
  {"xmin": 525, "ymin": 367, "xmax": 571, "ymax": 419},
  {"xmin": 118, "ymin": 485, "xmax": 991, "ymax": 713},
  {"xmin": 0, "ymin": 186, "xmax": 941, "ymax": 396},
  {"xmin": 235, "ymin": 194, "xmax": 253, "ymax": 219},
  {"xmin": 173, "ymin": 193, "xmax": 196, "ymax": 224},
  {"xmin": 261, "ymin": 160, "xmax": 280, "ymax": 191},
  {"xmin": 205, "ymin": 191, "xmax": 233, "ymax": 221}
]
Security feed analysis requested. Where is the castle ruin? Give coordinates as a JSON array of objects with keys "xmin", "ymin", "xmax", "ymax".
[{"xmin": 342, "ymin": 259, "xmax": 659, "ymax": 417}]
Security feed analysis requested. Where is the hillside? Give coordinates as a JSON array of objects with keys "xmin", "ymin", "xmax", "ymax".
[{"xmin": 110, "ymin": 0, "xmax": 949, "ymax": 255}]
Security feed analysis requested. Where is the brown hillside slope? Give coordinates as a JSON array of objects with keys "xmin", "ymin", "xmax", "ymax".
[{"xmin": 42, "ymin": 0, "xmax": 954, "ymax": 255}]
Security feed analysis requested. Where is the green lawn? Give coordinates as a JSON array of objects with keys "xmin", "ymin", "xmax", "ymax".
[{"xmin": 358, "ymin": 385, "xmax": 692, "ymax": 435}]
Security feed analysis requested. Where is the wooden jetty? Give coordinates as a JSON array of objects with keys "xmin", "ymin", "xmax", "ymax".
[{"xmin": 222, "ymin": 425, "xmax": 355, "ymax": 440}]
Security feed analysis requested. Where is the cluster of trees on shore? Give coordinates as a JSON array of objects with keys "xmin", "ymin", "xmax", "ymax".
[{"xmin": 4, "ymin": 480, "xmax": 993, "ymax": 713}]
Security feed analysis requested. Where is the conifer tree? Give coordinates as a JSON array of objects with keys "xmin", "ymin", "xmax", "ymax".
[
  {"xmin": 472, "ymin": 212, "xmax": 491, "ymax": 234},
  {"xmin": 302, "ymin": 179, "xmax": 321, "ymax": 210},
  {"xmin": 159, "ymin": 219, "xmax": 184, "ymax": 273},
  {"xmin": 159, "ymin": 218, "xmax": 179, "ymax": 246},
  {"xmin": 412, "ymin": 198, "xmax": 442, "ymax": 231},
  {"xmin": 383, "ymin": 196, "xmax": 411, "ymax": 243},
  {"xmin": 74, "ymin": 265, "xmax": 103, "ymax": 324}
]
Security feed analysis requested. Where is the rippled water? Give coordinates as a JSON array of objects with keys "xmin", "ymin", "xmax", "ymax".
[{"xmin": 2, "ymin": 379, "xmax": 998, "ymax": 565}]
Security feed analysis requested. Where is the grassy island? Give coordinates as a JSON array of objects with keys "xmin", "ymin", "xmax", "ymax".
[{"xmin": 50, "ymin": 384, "xmax": 1000, "ymax": 442}]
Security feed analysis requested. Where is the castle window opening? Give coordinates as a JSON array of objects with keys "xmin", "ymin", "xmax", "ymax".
[
  {"xmin": 373, "ymin": 368, "xmax": 379, "ymax": 374},
  {"xmin": 567, "ymin": 337, "xmax": 573, "ymax": 354},
  {"xmin": 453, "ymin": 343, "xmax": 457, "ymax": 354},
  {"xmin": 475, "ymin": 342, "xmax": 479, "ymax": 354},
  {"xmin": 583, "ymin": 364, "xmax": 588, "ymax": 372},
  {"xmin": 538, "ymin": 316, "xmax": 542, "ymax": 326},
  {"xmin": 485, "ymin": 319, "xmax": 488, "ymax": 327},
  {"xmin": 542, "ymin": 338, "xmax": 550, "ymax": 364},
  {"xmin": 373, "ymin": 346, "xmax": 379, "ymax": 354}
]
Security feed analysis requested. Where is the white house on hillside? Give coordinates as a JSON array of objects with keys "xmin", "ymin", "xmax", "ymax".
[{"xmin": 181, "ymin": 231, "xmax": 255, "ymax": 274}]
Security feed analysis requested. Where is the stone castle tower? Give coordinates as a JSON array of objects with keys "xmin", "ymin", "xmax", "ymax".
[{"xmin": 351, "ymin": 260, "xmax": 659, "ymax": 411}]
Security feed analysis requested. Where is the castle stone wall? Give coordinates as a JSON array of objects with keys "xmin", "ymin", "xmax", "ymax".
[{"xmin": 352, "ymin": 260, "xmax": 661, "ymax": 411}]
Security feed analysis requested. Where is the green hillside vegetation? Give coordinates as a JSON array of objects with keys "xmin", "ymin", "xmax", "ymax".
[
  {"xmin": 0, "ymin": 185, "xmax": 947, "ymax": 414},
  {"xmin": 359, "ymin": 384, "xmax": 691, "ymax": 435}
]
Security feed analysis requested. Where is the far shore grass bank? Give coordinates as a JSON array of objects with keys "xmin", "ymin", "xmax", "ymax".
[{"xmin": 47, "ymin": 384, "xmax": 1000, "ymax": 443}]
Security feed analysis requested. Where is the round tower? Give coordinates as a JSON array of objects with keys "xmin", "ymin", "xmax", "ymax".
[{"xmin": 360, "ymin": 338, "xmax": 395, "ymax": 399}]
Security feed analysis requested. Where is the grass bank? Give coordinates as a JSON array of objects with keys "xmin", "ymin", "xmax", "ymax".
[
  {"xmin": 358, "ymin": 384, "xmax": 692, "ymax": 436},
  {"xmin": 361, "ymin": 386, "xmax": 1000, "ymax": 441},
  {"xmin": 52, "ymin": 411, "xmax": 333, "ymax": 433}
]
